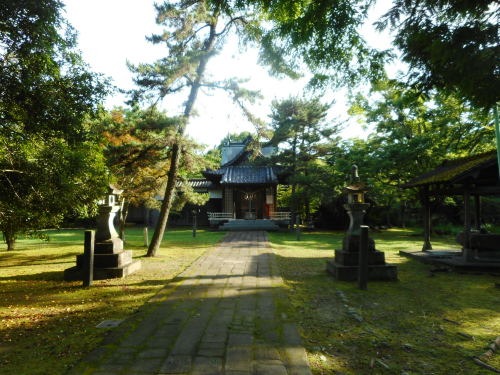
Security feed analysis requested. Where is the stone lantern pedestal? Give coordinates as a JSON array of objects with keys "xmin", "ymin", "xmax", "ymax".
[
  {"xmin": 326, "ymin": 166, "xmax": 397, "ymax": 281},
  {"xmin": 64, "ymin": 187, "xmax": 141, "ymax": 281}
]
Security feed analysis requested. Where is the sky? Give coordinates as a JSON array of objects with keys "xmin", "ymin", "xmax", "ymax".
[{"xmin": 63, "ymin": 0, "xmax": 400, "ymax": 148}]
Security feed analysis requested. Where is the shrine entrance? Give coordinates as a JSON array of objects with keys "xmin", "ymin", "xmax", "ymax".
[
  {"xmin": 235, "ymin": 189, "xmax": 263, "ymax": 219},
  {"xmin": 229, "ymin": 187, "xmax": 275, "ymax": 220}
]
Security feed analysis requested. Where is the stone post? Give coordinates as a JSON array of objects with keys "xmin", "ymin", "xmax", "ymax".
[
  {"xmin": 296, "ymin": 215, "xmax": 301, "ymax": 241},
  {"xmin": 192, "ymin": 210, "xmax": 197, "ymax": 238},
  {"xmin": 358, "ymin": 226, "xmax": 369, "ymax": 290},
  {"xmin": 143, "ymin": 227, "xmax": 149, "ymax": 247},
  {"xmin": 82, "ymin": 230, "xmax": 94, "ymax": 287}
]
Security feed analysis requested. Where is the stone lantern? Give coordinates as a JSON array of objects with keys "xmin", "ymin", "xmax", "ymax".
[
  {"xmin": 95, "ymin": 185, "xmax": 123, "ymax": 245},
  {"xmin": 326, "ymin": 166, "xmax": 397, "ymax": 281},
  {"xmin": 343, "ymin": 165, "xmax": 370, "ymax": 242},
  {"xmin": 64, "ymin": 185, "xmax": 141, "ymax": 281}
]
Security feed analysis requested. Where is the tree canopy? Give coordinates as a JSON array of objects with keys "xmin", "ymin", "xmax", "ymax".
[
  {"xmin": 224, "ymin": 0, "xmax": 498, "ymax": 108},
  {"xmin": 379, "ymin": 0, "xmax": 499, "ymax": 108},
  {"xmin": 268, "ymin": 96, "xmax": 340, "ymax": 222},
  {"xmin": 0, "ymin": 0, "xmax": 109, "ymax": 249},
  {"xmin": 130, "ymin": 0, "xmax": 266, "ymax": 256}
]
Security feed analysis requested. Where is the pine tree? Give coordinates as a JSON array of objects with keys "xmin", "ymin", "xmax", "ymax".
[{"xmin": 129, "ymin": 1, "xmax": 263, "ymax": 256}]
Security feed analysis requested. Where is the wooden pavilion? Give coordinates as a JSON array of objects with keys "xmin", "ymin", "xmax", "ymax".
[{"xmin": 400, "ymin": 150, "xmax": 500, "ymax": 271}]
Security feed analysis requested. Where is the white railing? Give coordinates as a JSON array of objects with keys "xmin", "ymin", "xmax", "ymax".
[
  {"xmin": 208, "ymin": 212, "xmax": 234, "ymax": 221},
  {"xmin": 269, "ymin": 211, "xmax": 291, "ymax": 220}
]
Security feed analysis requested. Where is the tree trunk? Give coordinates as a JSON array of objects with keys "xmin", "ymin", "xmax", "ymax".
[
  {"xmin": 290, "ymin": 135, "xmax": 298, "ymax": 230},
  {"xmin": 400, "ymin": 199, "xmax": 407, "ymax": 228},
  {"xmin": 305, "ymin": 198, "xmax": 311, "ymax": 227},
  {"xmin": 146, "ymin": 23, "xmax": 217, "ymax": 257},
  {"xmin": 3, "ymin": 231, "xmax": 16, "ymax": 250}
]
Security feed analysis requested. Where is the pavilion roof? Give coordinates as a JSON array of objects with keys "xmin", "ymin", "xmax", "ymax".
[{"xmin": 402, "ymin": 150, "xmax": 498, "ymax": 189}]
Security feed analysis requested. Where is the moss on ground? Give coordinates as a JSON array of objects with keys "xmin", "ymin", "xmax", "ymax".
[
  {"xmin": 269, "ymin": 229, "xmax": 500, "ymax": 375},
  {"xmin": 0, "ymin": 228, "xmax": 225, "ymax": 375}
]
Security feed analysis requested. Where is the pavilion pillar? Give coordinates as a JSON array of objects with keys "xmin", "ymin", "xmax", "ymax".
[
  {"xmin": 421, "ymin": 187, "xmax": 432, "ymax": 251},
  {"xmin": 474, "ymin": 195, "xmax": 481, "ymax": 231},
  {"xmin": 463, "ymin": 189, "xmax": 474, "ymax": 262}
]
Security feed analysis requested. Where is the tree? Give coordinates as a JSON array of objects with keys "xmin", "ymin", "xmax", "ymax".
[
  {"xmin": 94, "ymin": 106, "xmax": 211, "ymax": 238},
  {"xmin": 268, "ymin": 97, "xmax": 340, "ymax": 224},
  {"xmin": 130, "ymin": 1, "xmax": 264, "ymax": 257},
  {"xmin": 230, "ymin": 0, "xmax": 498, "ymax": 108},
  {"xmin": 342, "ymin": 79, "xmax": 496, "ymax": 226},
  {"xmin": 0, "ymin": 0, "xmax": 109, "ymax": 249},
  {"xmin": 378, "ymin": 0, "xmax": 499, "ymax": 109},
  {"xmin": 224, "ymin": 0, "xmax": 386, "ymax": 88}
]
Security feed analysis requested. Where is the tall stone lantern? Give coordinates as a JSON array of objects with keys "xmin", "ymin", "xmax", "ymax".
[
  {"xmin": 327, "ymin": 166, "xmax": 397, "ymax": 281},
  {"xmin": 64, "ymin": 185, "xmax": 141, "ymax": 281},
  {"xmin": 343, "ymin": 165, "xmax": 371, "ymax": 248},
  {"xmin": 95, "ymin": 185, "xmax": 123, "ymax": 247}
]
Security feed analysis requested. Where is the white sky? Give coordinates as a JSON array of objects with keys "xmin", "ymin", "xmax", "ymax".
[{"xmin": 63, "ymin": 0, "xmax": 399, "ymax": 148}]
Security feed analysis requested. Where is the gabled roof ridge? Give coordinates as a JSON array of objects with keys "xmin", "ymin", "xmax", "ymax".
[{"xmin": 221, "ymin": 136, "xmax": 253, "ymax": 167}]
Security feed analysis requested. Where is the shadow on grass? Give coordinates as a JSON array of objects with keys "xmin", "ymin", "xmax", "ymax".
[
  {"xmin": 0, "ymin": 271, "xmax": 64, "ymax": 282},
  {"xmin": 270, "ymin": 233, "xmax": 500, "ymax": 375}
]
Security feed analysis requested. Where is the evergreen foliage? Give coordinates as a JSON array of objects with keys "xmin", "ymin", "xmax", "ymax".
[
  {"xmin": 0, "ymin": 0, "xmax": 109, "ymax": 249},
  {"xmin": 268, "ymin": 97, "xmax": 340, "ymax": 222},
  {"xmin": 130, "ymin": 0, "xmax": 266, "ymax": 256}
]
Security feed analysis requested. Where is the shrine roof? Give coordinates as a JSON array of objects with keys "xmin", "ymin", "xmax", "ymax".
[
  {"xmin": 221, "ymin": 136, "xmax": 253, "ymax": 167},
  {"xmin": 203, "ymin": 166, "xmax": 279, "ymax": 185},
  {"xmin": 402, "ymin": 150, "xmax": 498, "ymax": 188}
]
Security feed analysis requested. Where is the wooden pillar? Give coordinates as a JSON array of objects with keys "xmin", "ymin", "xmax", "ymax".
[
  {"xmin": 474, "ymin": 195, "xmax": 481, "ymax": 231},
  {"xmin": 224, "ymin": 187, "xmax": 234, "ymax": 216},
  {"xmin": 421, "ymin": 187, "xmax": 432, "ymax": 251},
  {"xmin": 463, "ymin": 189, "xmax": 474, "ymax": 261}
]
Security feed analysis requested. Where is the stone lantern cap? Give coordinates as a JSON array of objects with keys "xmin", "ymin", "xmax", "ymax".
[
  {"xmin": 108, "ymin": 184, "xmax": 124, "ymax": 196},
  {"xmin": 343, "ymin": 165, "xmax": 368, "ymax": 193},
  {"xmin": 344, "ymin": 182, "xmax": 368, "ymax": 193}
]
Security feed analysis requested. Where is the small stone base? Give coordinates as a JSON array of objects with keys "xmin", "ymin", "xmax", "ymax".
[
  {"xmin": 63, "ymin": 260, "xmax": 142, "ymax": 281},
  {"xmin": 335, "ymin": 249, "xmax": 386, "ymax": 266},
  {"xmin": 326, "ymin": 260, "xmax": 398, "ymax": 281},
  {"xmin": 76, "ymin": 250, "xmax": 133, "ymax": 268}
]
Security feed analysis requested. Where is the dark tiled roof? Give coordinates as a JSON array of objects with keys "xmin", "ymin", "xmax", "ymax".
[
  {"xmin": 203, "ymin": 166, "xmax": 279, "ymax": 185},
  {"xmin": 402, "ymin": 150, "xmax": 497, "ymax": 188},
  {"xmin": 221, "ymin": 166, "xmax": 278, "ymax": 185}
]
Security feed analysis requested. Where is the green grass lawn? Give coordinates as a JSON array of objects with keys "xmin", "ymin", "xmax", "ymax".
[
  {"xmin": 269, "ymin": 228, "xmax": 500, "ymax": 375},
  {"xmin": 0, "ymin": 227, "xmax": 225, "ymax": 375}
]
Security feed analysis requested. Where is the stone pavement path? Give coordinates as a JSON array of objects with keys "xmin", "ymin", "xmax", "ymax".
[{"xmin": 68, "ymin": 231, "xmax": 312, "ymax": 375}]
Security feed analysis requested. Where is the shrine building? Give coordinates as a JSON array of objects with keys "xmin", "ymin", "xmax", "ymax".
[{"xmin": 176, "ymin": 137, "xmax": 291, "ymax": 230}]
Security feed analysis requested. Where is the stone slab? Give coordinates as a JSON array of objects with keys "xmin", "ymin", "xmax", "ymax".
[
  {"xmin": 326, "ymin": 260, "xmax": 398, "ymax": 281},
  {"xmin": 63, "ymin": 260, "xmax": 142, "ymax": 281},
  {"xmin": 334, "ymin": 249, "xmax": 386, "ymax": 266}
]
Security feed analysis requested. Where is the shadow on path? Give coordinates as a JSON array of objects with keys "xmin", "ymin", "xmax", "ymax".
[{"xmin": 67, "ymin": 231, "xmax": 312, "ymax": 375}]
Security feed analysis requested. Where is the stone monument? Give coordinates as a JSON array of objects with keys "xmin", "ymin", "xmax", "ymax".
[
  {"xmin": 64, "ymin": 186, "xmax": 141, "ymax": 281},
  {"xmin": 326, "ymin": 166, "xmax": 397, "ymax": 281}
]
